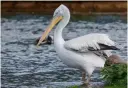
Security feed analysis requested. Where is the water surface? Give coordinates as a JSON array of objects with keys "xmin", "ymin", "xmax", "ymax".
[{"xmin": 1, "ymin": 15, "xmax": 127, "ymax": 88}]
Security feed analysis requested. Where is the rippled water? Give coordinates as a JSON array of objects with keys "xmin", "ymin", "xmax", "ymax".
[{"xmin": 1, "ymin": 15, "xmax": 127, "ymax": 88}]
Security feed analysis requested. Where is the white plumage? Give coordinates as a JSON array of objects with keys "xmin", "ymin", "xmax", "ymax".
[
  {"xmin": 64, "ymin": 33, "xmax": 115, "ymax": 52},
  {"xmin": 37, "ymin": 4, "xmax": 118, "ymax": 85}
]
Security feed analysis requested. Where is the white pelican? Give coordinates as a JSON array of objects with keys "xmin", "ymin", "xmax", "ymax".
[{"xmin": 36, "ymin": 4, "xmax": 120, "ymax": 85}]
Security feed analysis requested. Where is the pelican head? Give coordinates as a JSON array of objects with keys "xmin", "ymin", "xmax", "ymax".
[
  {"xmin": 36, "ymin": 4, "xmax": 70, "ymax": 46},
  {"xmin": 35, "ymin": 35, "xmax": 53, "ymax": 45}
]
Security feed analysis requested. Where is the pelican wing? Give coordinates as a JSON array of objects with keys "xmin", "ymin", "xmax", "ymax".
[{"xmin": 64, "ymin": 33, "xmax": 117, "ymax": 54}]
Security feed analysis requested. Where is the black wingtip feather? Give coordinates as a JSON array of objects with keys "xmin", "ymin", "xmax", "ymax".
[
  {"xmin": 98, "ymin": 43, "xmax": 120, "ymax": 50},
  {"xmin": 109, "ymin": 46, "xmax": 120, "ymax": 50},
  {"xmin": 88, "ymin": 43, "xmax": 120, "ymax": 51}
]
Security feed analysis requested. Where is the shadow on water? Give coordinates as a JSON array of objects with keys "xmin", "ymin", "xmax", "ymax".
[{"xmin": 1, "ymin": 14, "xmax": 127, "ymax": 88}]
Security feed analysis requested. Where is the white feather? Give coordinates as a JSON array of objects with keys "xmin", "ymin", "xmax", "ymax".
[{"xmin": 64, "ymin": 33, "xmax": 115, "ymax": 52}]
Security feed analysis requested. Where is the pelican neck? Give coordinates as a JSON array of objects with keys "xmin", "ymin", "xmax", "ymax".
[{"xmin": 54, "ymin": 16, "xmax": 70, "ymax": 46}]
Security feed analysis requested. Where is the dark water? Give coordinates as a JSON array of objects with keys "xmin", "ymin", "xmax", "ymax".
[{"xmin": 1, "ymin": 15, "xmax": 127, "ymax": 88}]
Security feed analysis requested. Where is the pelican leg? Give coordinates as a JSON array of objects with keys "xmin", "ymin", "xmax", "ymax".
[
  {"xmin": 82, "ymin": 75, "xmax": 91, "ymax": 88},
  {"xmin": 81, "ymin": 72, "xmax": 91, "ymax": 85},
  {"xmin": 82, "ymin": 72, "xmax": 86, "ymax": 82},
  {"xmin": 84, "ymin": 75, "xmax": 91, "ymax": 85}
]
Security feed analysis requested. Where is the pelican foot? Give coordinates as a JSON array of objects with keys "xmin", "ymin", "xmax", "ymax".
[
  {"xmin": 84, "ymin": 81, "xmax": 89, "ymax": 85},
  {"xmin": 81, "ymin": 82, "xmax": 92, "ymax": 88},
  {"xmin": 81, "ymin": 80, "xmax": 89, "ymax": 85}
]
